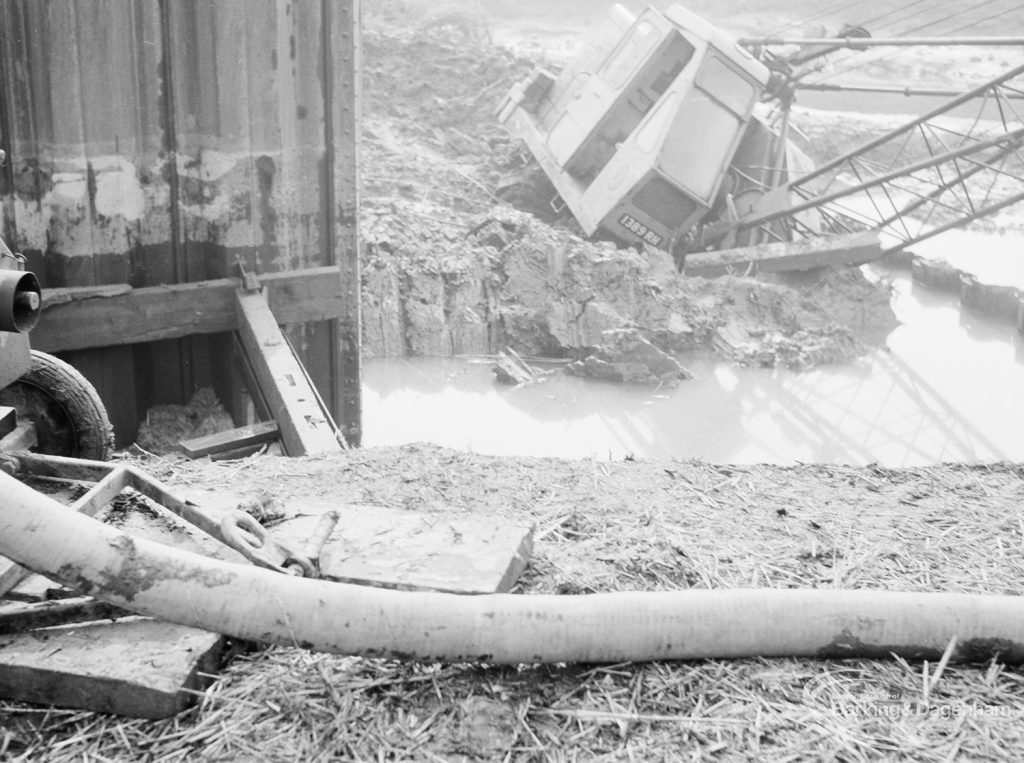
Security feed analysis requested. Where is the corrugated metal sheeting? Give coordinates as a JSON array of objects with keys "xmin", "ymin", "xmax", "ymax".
[{"xmin": 0, "ymin": 0, "xmax": 360, "ymax": 445}]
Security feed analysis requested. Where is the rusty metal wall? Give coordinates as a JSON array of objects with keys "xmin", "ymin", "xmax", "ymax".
[{"xmin": 0, "ymin": 0, "xmax": 361, "ymax": 445}]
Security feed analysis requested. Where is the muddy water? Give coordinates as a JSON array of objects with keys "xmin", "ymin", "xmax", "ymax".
[{"xmin": 362, "ymin": 249, "xmax": 1024, "ymax": 465}]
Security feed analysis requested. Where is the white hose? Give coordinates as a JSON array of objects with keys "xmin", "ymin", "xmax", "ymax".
[{"xmin": 2, "ymin": 470, "xmax": 1023, "ymax": 664}]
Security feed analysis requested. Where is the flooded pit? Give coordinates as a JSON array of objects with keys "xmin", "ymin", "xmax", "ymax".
[
  {"xmin": 357, "ymin": 6, "xmax": 1024, "ymax": 467},
  {"xmin": 363, "ymin": 236, "xmax": 1024, "ymax": 466}
]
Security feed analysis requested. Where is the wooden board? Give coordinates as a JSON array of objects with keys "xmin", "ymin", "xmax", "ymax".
[
  {"xmin": 179, "ymin": 420, "xmax": 280, "ymax": 458},
  {"xmin": 0, "ymin": 618, "xmax": 226, "ymax": 719},
  {"xmin": 684, "ymin": 231, "xmax": 882, "ymax": 277},
  {"xmin": 316, "ymin": 509, "xmax": 534, "ymax": 593},
  {"xmin": 31, "ymin": 267, "xmax": 347, "ymax": 353},
  {"xmin": 186, "ymin": 491, "xmax": 534, "ymax": 594},
  {"xmin": 235, "ymin": 288, "xmax": 342, "ymax": 457}
]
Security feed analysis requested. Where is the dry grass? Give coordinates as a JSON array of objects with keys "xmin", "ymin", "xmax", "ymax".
[{"xmin": 3, "ymin": 446, "xmax": 1024, "ymax": 760}]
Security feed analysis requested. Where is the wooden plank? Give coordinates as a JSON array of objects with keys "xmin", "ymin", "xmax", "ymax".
[
  {"xmin": 31, "ymin": 267, "xmax": 346, "ymax": 353},
  {"xmin": 316, "ymin": 509, "xmax": 533, "ymax": 594},
  {"xmin": 684, "ymin": 231, "xmax": 882, "ymax": 278},
  {"xmin": 41, "ymin": 282, "xmax": 132, "ymax": 306},
  {"xmin": 324, "ymin": 0, "xmax": 362, "ymax": 447},
  {"xmin": 233, "ymin": 334, "xmax": 272, "ymax": 422},
  {"xmin": 0, "ymin": 618, "xmax": 227, "ymax": 719},
  {"xmin": 179, "ymin": 420, "xmax": 280, "ymax": 458},
  {"xmin": 185, "ymin": 492, "xmax": 534, "ymax": 594},
  {"xmin": 235, "ymin": 288, "xmax": 342, "ymax": 457}
]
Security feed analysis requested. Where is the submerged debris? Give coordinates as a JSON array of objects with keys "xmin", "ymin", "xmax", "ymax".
[
  {"xmin": 492, "ymin": 347, "xmax": 542, "ymax": 385},
  {"xmin": 568, "ymin": 327, "xmax": 693, "ymax": 386}
]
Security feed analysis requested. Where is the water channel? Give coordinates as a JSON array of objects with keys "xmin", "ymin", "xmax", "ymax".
[{"xmin": 361, "ymin": 231, "xmax": 1024, "ymax": 466}]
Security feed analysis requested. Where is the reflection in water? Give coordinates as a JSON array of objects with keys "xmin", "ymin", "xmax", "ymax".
[
  {"xmin": 363, "ymin": 240, "xmax": 1024, "ymax": 465},
  {"xmin": 363, "ymin": 283, "xmax": 1023, "ymax": 465},
  {"xmin": 912, "ymin": 229, "xmax": 1024, "ymax": 291},
  {"xmin": 362, "ymin": 350, "xmax": 1015, "ymax": 465}
]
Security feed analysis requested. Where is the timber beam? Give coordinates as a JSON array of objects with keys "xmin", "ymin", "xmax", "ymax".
[
  {"xmin": 684, "ymin": 231, "xmax": 882, "ymax": 278},
  {"xmin": 235, "ymin": 287, "xmax": 342, "ymax": 457},
  {"xmin": 31, "ymin": 267, "xmax": 346, "ymax": 353}
]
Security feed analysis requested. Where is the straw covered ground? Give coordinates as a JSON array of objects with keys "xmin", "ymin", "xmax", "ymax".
[{"xmin": 3, "ymin": 445, "xmax": 1024, "ymax": 761}]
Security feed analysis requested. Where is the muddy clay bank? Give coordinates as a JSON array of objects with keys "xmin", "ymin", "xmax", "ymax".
[
  {"xmin": 361, "ymin": 208, "xmax": 897, "ymax": 383},
  {"xmin": 357, "ymin": 29, "xmax": 898, "ymax": 384}
]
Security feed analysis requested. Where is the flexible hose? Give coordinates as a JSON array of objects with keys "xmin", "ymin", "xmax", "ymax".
[{"xmin": 2, "ymin": 471, "xmax": 1023, "ymax": 664}]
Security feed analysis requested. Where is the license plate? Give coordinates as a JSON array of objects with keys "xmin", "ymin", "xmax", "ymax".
[{"xmin": 618, "ymin": 213, "xmax": 663, "ymax": 247}]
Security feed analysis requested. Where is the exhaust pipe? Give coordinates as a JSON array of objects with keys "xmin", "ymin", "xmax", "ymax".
[{"xmin": 0, "ymin": 269, "xmax": 41, "ymax": 333}]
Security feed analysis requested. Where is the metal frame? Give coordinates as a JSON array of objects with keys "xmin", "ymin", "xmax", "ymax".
[
  {"xmin": 0, "ymin": 451, "xmax": 338, "ymax": 599},
  {"xmin": 734, "ymin": 64, "xmax": 1024, "ymax": 254}
]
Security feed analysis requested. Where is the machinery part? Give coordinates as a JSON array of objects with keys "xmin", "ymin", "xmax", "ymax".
[
  {"xmin": 1, "ymin": 469, "xmax": 1023, "ymax": 665},
  {"xmin": 220, "ymin": 510, "xmax": 317, "ymax": 576},
  {"xmin": 0, "ymin": 350, "xmax": 114, "ymax": 460},
  {"xmin": 0, "ymin": 459, "xmax": 131, "ymax": 598},
  {"xmin": 9, "ymin": 451, "xmax": 314, "ymax": 578},
  {"xmin": 730, "ymin": 62, "xmax": 1024, "ymax": 254},
  {"xmin": 0, "ymin": 269, "xmax": 41, "ymax": 333},
  {"xmin": 287, "ymin": 510, "xmax": 341, "ymax": 577}
]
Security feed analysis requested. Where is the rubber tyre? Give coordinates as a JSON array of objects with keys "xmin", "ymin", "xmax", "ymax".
[{"xmin": 0, "ymin": 350, "xmax": 115, "ymax": 460}]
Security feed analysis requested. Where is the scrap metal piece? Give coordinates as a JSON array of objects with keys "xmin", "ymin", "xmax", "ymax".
[
  {"xmin": 220, "ymin": 510, "xmax": 312, "ymax": 576},
  {"xmin": 285, "ymin": 510, "xmax": 341, "ymax": 577},
  {"xmin": 6, "ymin": 452, "xmax": 317, "ymax": 578}
]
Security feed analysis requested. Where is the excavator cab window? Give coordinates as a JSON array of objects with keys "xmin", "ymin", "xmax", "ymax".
[
  {"xmin": 567, "ymin": 31, "xmax": 696, "ymax": 183},
  {"xmin": 697, "ymin": 56, "xmax": 757, "ymax": 115},
  {"xmin": 653, "ymin": 56, "xmax": 758, "ymax": 202},
  {"xmin": 602, "ymin": 20, "xmax": 661, "ymax": 88}
]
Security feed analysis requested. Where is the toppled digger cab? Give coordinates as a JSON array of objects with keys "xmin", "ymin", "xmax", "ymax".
[{"xmin": 497, "ymin": 4, "xmax": 802, "ymax": 256}]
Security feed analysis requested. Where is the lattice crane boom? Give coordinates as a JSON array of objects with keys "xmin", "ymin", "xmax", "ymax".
[{"xmin": 726, "ymin": 49, "xmax": 1024, "ymax": 254}]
